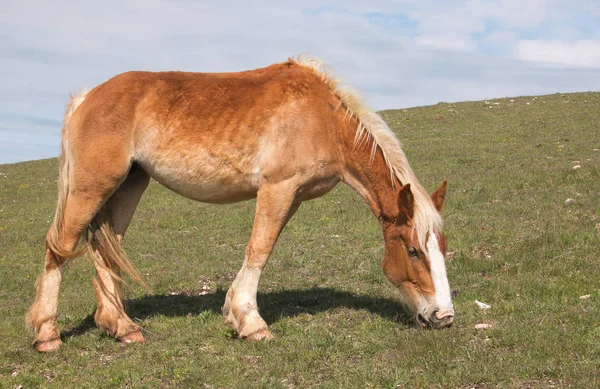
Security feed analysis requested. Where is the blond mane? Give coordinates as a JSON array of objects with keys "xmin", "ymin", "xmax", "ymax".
[{"xmin": 291, "ymin": 56, "xmax": 443, "ymax": 250}]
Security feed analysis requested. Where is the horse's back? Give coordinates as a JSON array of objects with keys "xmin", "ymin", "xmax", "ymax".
[{"xmin": 66, "ymin": 62, "xmax": 340, "ymax": 203}]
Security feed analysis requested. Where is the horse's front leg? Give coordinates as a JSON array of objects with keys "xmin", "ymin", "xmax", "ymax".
[{"xmin": 223, "ymin": 180, "xmax": 300, "ymax": 341}]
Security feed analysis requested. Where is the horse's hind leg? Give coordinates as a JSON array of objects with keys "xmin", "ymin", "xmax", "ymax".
[
  {"xmin": 27, "ymin": 160, "xmax": 131, "ymax": 352},
  {"xmin": 223, "ymin": 179, "xmax": 301, "ymax": 341},
  {"xmin": 91, "ymin": 167, "xmax": 149, "ymax": 343}
]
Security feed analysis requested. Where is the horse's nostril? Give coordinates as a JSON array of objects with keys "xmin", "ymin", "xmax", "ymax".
[
  {"xmin": 428, "ymin": 309, "xmax": 454, "ymax": 329},
  {"xmin": 420, "ymin": 309, "xmax": 455, "ymax": 329},
  {"xmin": 429, "ymin": 310, "xmax": 454, "ymax": 329},
  {"xmin": 434, "ymin": 309, "xmax": 455, "ymax": 321}
]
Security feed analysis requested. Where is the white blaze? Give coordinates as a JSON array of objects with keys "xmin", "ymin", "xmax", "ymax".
[{"xmin": 426, "ymin": 232, "xmax": 453, "ymax": 311}]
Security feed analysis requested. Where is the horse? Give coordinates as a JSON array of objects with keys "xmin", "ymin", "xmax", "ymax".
[{"xmin": 26, "ymin": 56, "xmax": 454, "ymax": 352}]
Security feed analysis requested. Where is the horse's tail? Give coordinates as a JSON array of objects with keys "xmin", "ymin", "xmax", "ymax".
[
  {"xmin": 45, "ymin": 90, "xmax": 89, "ymax": 260},
  {"xmin": 86, "ymin": 207, "xmax": 150, "ymax": 292}
]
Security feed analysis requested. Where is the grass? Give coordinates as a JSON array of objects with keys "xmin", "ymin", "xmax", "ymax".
[{"xmin": 1, "ymin": 92, "xmax": 599, "ymax": 388}]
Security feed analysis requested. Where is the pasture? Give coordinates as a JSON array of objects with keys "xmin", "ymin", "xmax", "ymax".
[{"xmin": 1, "ymin": 92, "xmax": 599, "ymax": 388}]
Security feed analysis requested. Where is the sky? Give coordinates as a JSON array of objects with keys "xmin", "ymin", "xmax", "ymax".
[{"xmin": 1, "ymin": 0, "xmax": 599, "ymax": 164}]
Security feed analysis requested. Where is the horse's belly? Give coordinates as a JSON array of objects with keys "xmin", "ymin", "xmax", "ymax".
[
  {"xmin": 136, "ymin": 142, "xmax": 259, "ymax": 204},
  {"xmin": 155, "ymin": 171, "xmax": 257, "ymax": 203}
]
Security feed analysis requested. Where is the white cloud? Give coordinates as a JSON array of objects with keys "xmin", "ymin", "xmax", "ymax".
[
  {"xmin": 465, "ymin": 0, "xmax": 548, "ymax": 29},
  {"xmin": 416, "ymin": 34, "xmax": 476, "ymax": 51},
  {"xmin": 515, "ymin": 40, "xmax": 600, "ymax": 67},
  {"xmin": 484, "ymin": 30, "xmax": 517, "ymax": 45}
]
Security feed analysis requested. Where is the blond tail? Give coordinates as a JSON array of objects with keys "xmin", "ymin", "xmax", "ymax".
[
  {"xmin": 86, "ymin": 208, "xmax": 150, "ymax": 293},
  {"xmin": 45, "ymin": 90, "xmax": 89, "ymax": 260}
]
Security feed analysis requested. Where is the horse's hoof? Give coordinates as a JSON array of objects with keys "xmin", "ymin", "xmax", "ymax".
[
  {"xmin": 118, "ymin": 330, "xmax": 145, "ymax": 344},
  {"xmin": 35, "ymin": 338, "xmax": 62, "ymax": 352},
  {"xmin": 243, "ymin": 328, "xmax": 273, "ymax": 342}
]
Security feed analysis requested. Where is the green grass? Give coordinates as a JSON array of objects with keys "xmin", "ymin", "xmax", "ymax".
[{"xmin": 1, "ymin": 92, "xmax": 599, "ymax": 388}]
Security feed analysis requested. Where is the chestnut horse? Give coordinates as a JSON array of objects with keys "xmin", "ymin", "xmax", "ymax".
[{"xmin": 26, "ymin": 57, "xmax": 453, "ymax": 352}]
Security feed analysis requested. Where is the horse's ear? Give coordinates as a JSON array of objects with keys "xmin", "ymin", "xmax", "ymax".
[
  {"xmin": 431, "ymin": 179, "xmax": 447, "ymax": 213},
  {"xmin": 397, "ymin": 184, "xmax": 414, "ymax": 225}
]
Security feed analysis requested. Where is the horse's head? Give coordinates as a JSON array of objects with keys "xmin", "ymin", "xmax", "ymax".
[{"xmin": 382, "ymin": 180, "xmax": 454, "ymax": 329}]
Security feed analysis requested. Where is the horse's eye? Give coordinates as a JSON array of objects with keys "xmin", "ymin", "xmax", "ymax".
[{"xmin": 407, "ymin": 246, "xmax": 418, "ymax": 257}]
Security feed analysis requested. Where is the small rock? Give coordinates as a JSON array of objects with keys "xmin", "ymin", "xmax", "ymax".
[
  {"xmin": 475, "ymin": 300, "xmax": 491, "ymax": 310},
  {"xmin": 475, "ymin": 323, "xmax": 493, "ymax": 330},
  {"xmin": 580, "ymin": 295, "xmax": 591, "ymax": 300},
  {"xmin": 572, "ymin": 165, "xmax": 581, "ymax": 170},
  {"xmin": 565, "ymin": 198, "xmax": 575, "ymax": 205}
]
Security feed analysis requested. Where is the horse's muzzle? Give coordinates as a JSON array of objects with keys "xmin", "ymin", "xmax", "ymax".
[{"xmin": 418, "ymin": 308, "xmax": 454, "ymax": 329}]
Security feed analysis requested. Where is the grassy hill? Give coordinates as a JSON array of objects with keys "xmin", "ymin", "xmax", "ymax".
[{"xmin": 1, "ymin": 92, "xmax": 599, "ymax": 388}]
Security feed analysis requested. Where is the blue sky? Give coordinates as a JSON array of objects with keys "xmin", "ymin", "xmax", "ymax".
[{"xmin": 1, "ymin": 0, "xmax": 599, "ymax": 164}]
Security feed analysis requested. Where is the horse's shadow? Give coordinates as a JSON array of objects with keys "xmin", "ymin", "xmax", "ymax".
[{"xmin": 61, "ymin": 287, "xmax": 413, "ymax": 339}]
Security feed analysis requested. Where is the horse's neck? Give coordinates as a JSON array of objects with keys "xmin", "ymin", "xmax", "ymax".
[{"xmin": 339, "ymin": 119, "xmax": 399, "ymax": 224}]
